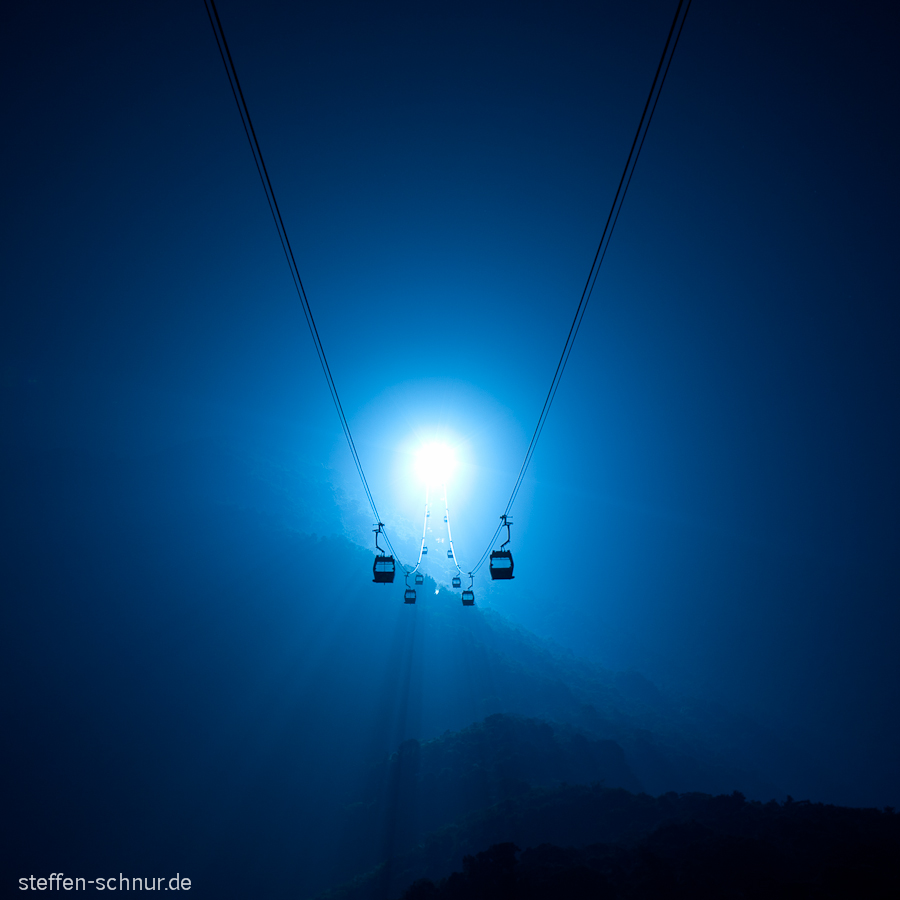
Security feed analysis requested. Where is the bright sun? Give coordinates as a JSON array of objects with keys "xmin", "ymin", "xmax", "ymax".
[{"xmin": 415, "ymin": 441, "xmax": 457, "ymax": 484}]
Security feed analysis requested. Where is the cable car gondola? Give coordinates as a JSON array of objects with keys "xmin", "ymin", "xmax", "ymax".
[
  {"xmin": 461, "ymin": 589, "xmax": 474, "ymax": 606},
  {"xmin": 489, "ymin": 515, "xmax": 515, "ymax": 580},
  {"xmin": 452, "ymin": 575, "xmax": 461, "ymax": 589},
  {"xmin": 404, "ymin": 587, "xmax": 416, "ymax": 604},
  {"xmin": 372, "ymin": 523, "xmax": 395, "ymax": 583},
  {"xmin": 208, "ymin": 0, "xmax": 695, "ymax": 614},
  {"xmin": 422, "ymin": 546, "xmax": 428, "ymax": 555},
  {"xmin": 374, "ymin": 555, "xmax": 396, "ymax": 583},
  {"xmin": 415, "ymin": 572, "xmax": 424, "ymax": 585},
  {"xmin": 447, "ymin": 549, "xmax": 453, "ymax": 558},
  {"xmin": 489, "ymin": 550, "xmax": 514, "ymax": 579}
]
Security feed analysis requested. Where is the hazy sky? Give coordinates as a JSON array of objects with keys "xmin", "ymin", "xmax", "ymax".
[{"xmin": 3, "ymin": 0, "xmax": 899, "ymax": 806}]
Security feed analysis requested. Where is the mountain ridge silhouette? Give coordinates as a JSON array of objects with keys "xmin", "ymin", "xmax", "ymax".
[{"xmin": 2, "ymin": 440, "xmax": 848, "ymax": 898}]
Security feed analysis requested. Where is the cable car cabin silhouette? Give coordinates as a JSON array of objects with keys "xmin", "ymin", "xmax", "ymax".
[
  {"xmin": 452, "ymin": 575, "xmax": 462, "ymax": 589},
  {"xmin": 447, "ymin": 549, "xmax": 453, "ymax": 558},
  {"xmin": 415, "ymin": 572, "xmax": 424, "ymax": 585},
  {"xmin": 489, "ymin": 549, "xmax": 514, "ymax": 579},
  {"xmin": 461, "ymin": 589, "xmax": 475, "ymax": 606},
  {"xmin": 404, "ymin": 588, "xmax": 416, "ymax": 604},
  {"xmin": 372, "ymin": 523, "xmax": 395, "ymax": 583},
  {"xmin": 489, "ymin": 515, "xmax": 515, "ymax": 580},
  {"xmin": 373, "ymin": 555, "xmax": 396, "ymax": 583},
  {"xmin": 422, "ymin": 546, "xmax": 428, "ymax": 555},
  {"xmin": 444, "ymin": 515, "xmax": 448, "ymax": 522}
]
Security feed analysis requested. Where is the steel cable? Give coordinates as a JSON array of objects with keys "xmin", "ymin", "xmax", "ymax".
[
  {"xmin": 500, "ymin": 0, "xmax": 691, "ymax": 518},
  {"xmin": 205, "ymin": 0, "xmax": 691, "ymax": 578},
  {"xmin": 204, "ymin": 0, "xmax": 401, "ymax": 558}
]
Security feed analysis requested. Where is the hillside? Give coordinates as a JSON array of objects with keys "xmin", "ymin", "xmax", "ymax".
[
  {"xmin": 325, "ymin": 788, "xmax": 900, "ymax": 900},
  {"xmin": 398, "ymin": 794, "xmax": 900, "ymax": 899},
  {"xmin": 2, "ymin": 441, "xmax": 833, "ymax": 898},
  {"xmin": 332, "ymin": 714, "xmax": 641, "ymax": 881}
]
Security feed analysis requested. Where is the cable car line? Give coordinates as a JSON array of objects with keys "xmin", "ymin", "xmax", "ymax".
[
  {"xmin": 402, "ymin": 490, "xmax": 430, "ymax": 576},
  {"xmin": 442, "ymin": 485, "xmax": 510, "ymax": 595},
  {"xmin": 499, "ymin": 0, "xmax": 692, "ymax": 519},
  {"xmin": 204, "ymin": 0, "xmax": 393, "ymax": 554},
  {"xmin": 441, "ymin": 485, "xmax": 475, "ymax": 603},
  {"xmin": 448, "ymin": 0, "xmax": 691, "ymax": 584},
  {"xmin": 205, "ymin": 0, "xmax": 691, "ymax": 593},
  {"xmin": 442, "ymin": 484, "xmax": 462, "ymax": 574},
  {"xmin": 469, "ymin": 519, "xmax": 507, "ymax": 576}
]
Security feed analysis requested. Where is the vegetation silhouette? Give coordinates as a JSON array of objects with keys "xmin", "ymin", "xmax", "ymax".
[
  {"xmin": 329, "ymin": 790, "xmax": 900, "ymax": 900},
  {"xmin": 333, "ymin": 714, "xmax": 641, "ymax": 881},
  {"xmin": 8, "ymin": 443, "xmax": 886, "ymax": 900}
]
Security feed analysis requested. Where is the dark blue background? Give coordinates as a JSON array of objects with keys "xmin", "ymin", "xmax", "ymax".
[{"xmin": 3, "ymin": 0, "xmax": 899, "ymax": 892}]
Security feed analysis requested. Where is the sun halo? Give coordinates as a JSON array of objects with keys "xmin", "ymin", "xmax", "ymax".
[{"xmin": 415, "ymin": 441, "xmax": 457, "ymax": 485}]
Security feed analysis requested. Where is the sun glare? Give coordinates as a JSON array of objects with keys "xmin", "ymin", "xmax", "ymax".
[{"xmin": 415, "ymin": 441, "xmax": 457, "ymax": 485}]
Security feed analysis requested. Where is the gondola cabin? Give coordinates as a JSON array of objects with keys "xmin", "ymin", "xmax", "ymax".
[
  {"xmin": 415, "ymin": 572, "xmax": 424, "ymax": 585},
  {"xmin": 452, "ymin": 575, "xmax": 461, "ymax": 589},
  {"xmin": 373, "ymin": 555, "xmax": 396, "ymax": 583},
  {"xmin": 422, "ymin": 546, "xmax": 428, "ymax": 555},
  {"xmin": 461, "ymin": 589, "xmax": 475, "ymax": 606},
  {"xmin": 444, "ymin": 515, "xmax": 448, "ymax": 522},
  {"xmin": 447, "ymin": 549, "xmax": 453, "ymax": 558},
  {"xmin": 404, "ymin": 588, "xmax": 417, "ymax": 604},
  {"xmin": 489, "ymin": 550, "xmax": 514, "ymax": 580}
]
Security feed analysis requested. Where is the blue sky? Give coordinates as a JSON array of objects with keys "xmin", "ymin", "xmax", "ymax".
[{"xmin": 3, "ymin": 0, "xmax": 899, "ymax": 807}]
